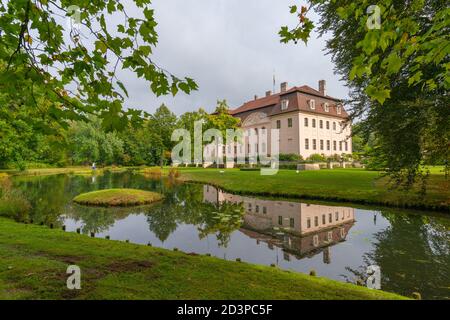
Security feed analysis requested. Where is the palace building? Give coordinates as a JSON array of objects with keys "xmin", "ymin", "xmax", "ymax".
[{"xmin": 203, "ymin": 80, "xmax": 352, "ymax": 166}]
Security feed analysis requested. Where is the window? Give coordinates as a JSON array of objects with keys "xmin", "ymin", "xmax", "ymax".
[
  {"xmin": 333, "ymin": 122, "xmax": 336, "ymax": 131},
  {"xmin": 288, "ymin": 118, "xmax": 293, "ymax": 127},
  {"xmin": 337, "ymin": 105, "xmax": 342, "ymax": 114},
  {"xmin": 312, "ymin": 119, "xmax": 316, "ymax": 128},
  {"xmin": 327, "ymin": 140, "xmax": 330, "ymax": 151},
  {"xmin": 319, "ymin": 120, "xmax": 323, "ymax": 129},
  {"xmin": 329, "ymin": 213, "xmax": 332, "ymax": 223},
  {"xmin": 248, "ymin": 203, "xmax": 252, "ymax": 211},
  {"xmin": 290, "ymin": 218, "xmax": 295, "ymax": 228},
  {"xmin": 345, "ymin": 141, "xmax": 348, "ymax": 151},
  {"xmin": 276, "ymin": 120, "xmax": 281, "ymax": 129},
  {"xmin": 313, "ymin": 235, "xmax": 319, "ymax": 247},
  {"xmin": 309, "ymin": 99, "xmax": 316, "ymax": 110},
  {"xmin": 322, "ymin": 215, "xmax": 326, "ymax": 225},
  {"xmin": 281, "ymin": 99, "xmax": 289, "ymax": 110},
  {"xmin": 255, "ymin": 143, "xmax": 258, "ymax": 153},
  {"xmin": 335, "ymin": 212, "xmax": 339, "ymax": 221},
  {"xmin": 333, "ymin": 141, "xmax": 337, "ymax": 151},
  {"xmin": 305, "ymin": 139, "xmax": 309, "ymax": 150},
  {"xmin": 327, "ymin": 231, "xmax": 333, "ymax": 242},
  {"xmin": 339, "ymin": 141, "xmax": 343, "ymax": 151},
  {"xmin": 263, "ymin": 206, "xmax": 267, "ymax": 214},
  {"xmin": 248, "ymin": 144, "xmax": 251, "ymax": 153},
  {"xmin": 314, "ymin": 216, "xmax": 319, "ymax": 227},
  {"xmin": 278, "ymin": 216, "xmax": 283, "ymax": 226},
  {"xmin": 307, "ymin": 218, "xmax": 311, "ymax": 228},
  {"xmin": 324, "ymin": 103, "xmax": 330, "ymax": 112},
  {"xmin": 312, "ymin": 139, "xmax": 317, "ymax": 150},
  {"xmin": 256, "ymin": 205, "xmax": 259, "ymax": 213},
  {"xmin": 320, "ymin": 139, "xmax": 324, "ymax": 150},
  {"xmin": 304, "ymin": 118, "xmax": 309, "ymax": 127}
]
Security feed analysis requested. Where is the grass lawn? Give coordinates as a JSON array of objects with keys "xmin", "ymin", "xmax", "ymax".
[
  {"xmin": 73, "ymin": 189, "xmax": 163, "ymax": 207},
  {"xmin": 177, "ymin": 168, "xmax": 449, "ymax": 212},
  {"xmin": 0, "ymin": 166, "xmax": 128, "ymax": 177},
  {"xmin": 0, "ymin": 217, "xmax": 406, "ymax": 300}
]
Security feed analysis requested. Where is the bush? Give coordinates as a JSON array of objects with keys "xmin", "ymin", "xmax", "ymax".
[
  {"xmin": 168, "ymin": 167, "xmax": 180, "ymax": 178},
  {"xmin": 0, "ymin": 176, "xmax": 31, "ymax": 221},
  {"xmin": 307, "ymin": 154, "xmax": 327, "ymax": 162},
  {"xmin": 279, "ymin": 154, "xmax": 303, "ymax": 162},
  {"xmin": 141, "ymin": 167, "xmax": 162, "ymax": 177}
]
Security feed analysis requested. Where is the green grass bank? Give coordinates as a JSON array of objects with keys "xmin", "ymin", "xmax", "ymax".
[
  {"xmin": 177, "ymin": 168, "xmax": 449, "ymax": 212},
  {"xmin": 0, "ymin": 217, "xmax": 406, "ymax": 300}
]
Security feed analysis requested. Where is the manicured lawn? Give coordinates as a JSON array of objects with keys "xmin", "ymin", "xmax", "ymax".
[
  {"xmin": 73, "ymin": 189, "xmax": 163, "ymax": 207},
  {"xmin": 0, "ymin": 217, "xmax": 406, "ymax": 300},
  {"xmin": 177, "ymin": 168, "xmax": 449, "ymax": 212}
]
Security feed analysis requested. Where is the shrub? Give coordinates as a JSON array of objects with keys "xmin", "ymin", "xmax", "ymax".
[
  {"xmin": 307, "ymin": 154, "xmax": 327, "ymax": 162},
  {"xmin": 279, "ymin": 153, "xmax": 303, "ymax": 162},
  {"xmin": 141, "ymin": 167, "xmax": 162, "ymax": 177},
  {"xmin": 0, "ymin": 176, "xmax": 31, "ymax": 221},
  {"xmin": 168, "ymin": 167, "xmax": 180, "ymax": 179}
]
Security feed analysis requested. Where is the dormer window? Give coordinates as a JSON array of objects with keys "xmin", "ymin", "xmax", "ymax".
[
  {"xmin": 281, "ymin": 99, "xmax": 289, "ymax": 110},
  {"xmin": 309, "ymin": 99, "xmax": 316, "ymax": 110},
  {"xmin": 324, "ymin": 103, "xmax": 330, "ymax": 112},
  {"xmin": 336, "ymin": 104, "xmax": 342, "ymax": 115}
]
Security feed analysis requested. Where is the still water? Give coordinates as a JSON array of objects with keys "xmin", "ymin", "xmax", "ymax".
[{"xmin": 12, "ymin": 172, "xmax": 450, "ymax": 299}]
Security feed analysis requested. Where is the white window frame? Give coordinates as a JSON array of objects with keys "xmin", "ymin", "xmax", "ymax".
[
  {"xmin": 324, "ymin": 103, "xmax": 330, "ymax": 112},
  {"xmin": 281, "ymin": 99, "xmax": 289, "ymax": 110},
  {"xmin": 309, "ymin": 99, "xmax": 316, "ymax": 110}
]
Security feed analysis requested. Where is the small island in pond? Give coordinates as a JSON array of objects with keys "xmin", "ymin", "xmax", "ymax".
[{"xmin": 73, "ymin": 189, "xmax": 163, "ymax": 207}]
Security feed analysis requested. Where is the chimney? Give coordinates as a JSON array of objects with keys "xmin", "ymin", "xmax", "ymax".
[
  {"xmin": 319, "ymin": 80, "xmax": 326, "ymax": 96},
  {"xmin": 280, "ymin": 82, "xmax": 288, "ymax": 93},
  {"xmin": 254, "ymin": 95, "xmax": 258, "ymax": 100},
  {"xmin": 265, "ymin": 91, "xmax": 272, "ymax": 97}
]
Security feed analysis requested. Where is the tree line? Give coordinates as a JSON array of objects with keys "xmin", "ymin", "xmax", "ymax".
[{"xmin": 0, "ymin": 100, "xmax": 239, "ymax": 170}]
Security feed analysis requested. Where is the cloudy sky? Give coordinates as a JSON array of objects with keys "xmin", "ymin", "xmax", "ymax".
[{"xmin": 120, "ymin": 0, "xmax": 348, "ymax": 115}]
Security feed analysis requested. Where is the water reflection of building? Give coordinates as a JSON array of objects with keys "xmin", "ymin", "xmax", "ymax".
[{"xmin": 203, "ymin": 185, "xmax": 355, "ymax": 263}]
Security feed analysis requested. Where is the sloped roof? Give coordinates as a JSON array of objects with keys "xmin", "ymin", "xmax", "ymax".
[{"xmin": 230, "ymin": 85, "xmax": 348, "ymax": 119}]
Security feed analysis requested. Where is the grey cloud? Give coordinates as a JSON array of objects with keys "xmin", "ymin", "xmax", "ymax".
[{"xmin": 119, "ymin": 0, "xmax": 348, "ymax": 115}]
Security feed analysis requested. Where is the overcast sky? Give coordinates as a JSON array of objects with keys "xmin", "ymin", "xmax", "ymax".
[{"xmin": 120, "ymin": 0, "xmax": 348, "ymax": 115}]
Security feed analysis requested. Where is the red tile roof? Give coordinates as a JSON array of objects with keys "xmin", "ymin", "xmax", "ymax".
[{"xmin": 230, "ymin": 85, "xmax": 348, "ymax": 119}]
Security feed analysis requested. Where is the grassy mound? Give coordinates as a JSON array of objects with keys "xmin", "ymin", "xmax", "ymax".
[{"xmin": 73, "ymin": 189, "xmax": 163, "ymax": 207}]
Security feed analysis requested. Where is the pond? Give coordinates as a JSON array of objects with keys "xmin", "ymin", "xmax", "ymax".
[{"xmin": 11, "ymin": 171, "xmax": 450, "ymax": 299}]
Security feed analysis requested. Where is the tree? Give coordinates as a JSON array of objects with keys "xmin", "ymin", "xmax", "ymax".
[
  {"xmin": 0, "ymin": 0, "xmax": 197, "ymax": 131},
  {"xmin": 205, "ymin": 100, "xmax": 241, "ymax": 166},
  {"xmin": 66, "ymin": 117, "xmax": 123, "ymax": 165},
  {"xmin": 280, "ymin": 1, "xmax": 449, "ymax": 187},
  {"xmin": 147, "ymin": 104, "xmax": 178, "ymax": 167}
]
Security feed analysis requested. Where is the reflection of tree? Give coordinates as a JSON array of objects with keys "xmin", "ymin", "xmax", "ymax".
[
  {"xmin": 197, "ymin": 201, "xmax": 244, "ymax": 247},
  {"xmin": 346, "ymin": 211, "xmax": 450, "ymax": 299},
  {"xmin": 144, "ymin": 183, "xmax": 244, "ymax": 247},
  {"xmin": 66, "ymin": 204, "xmax": 136, "ymax": 234},
  {"xmin": 146, "ymin": 202, "xmax": 179, "ymax": 242}
]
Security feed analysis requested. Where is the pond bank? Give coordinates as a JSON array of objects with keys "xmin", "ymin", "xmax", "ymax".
[
  {"xmin": 177, "ymin": 168, "xmax": 449, "ymax": 213},
  {"xmin": 0, "ymin": 217, "xmax": 406, "ymax": 300}
]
